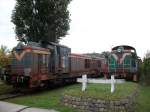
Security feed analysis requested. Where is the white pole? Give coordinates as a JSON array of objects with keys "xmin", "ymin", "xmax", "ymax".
[
  {"xmin": 82, "ymin": 75, "xmax": 87, "ymax": 91},
  {"xmin": 111, "ymin": 75, "xmax": 115, "ymax": 93}
]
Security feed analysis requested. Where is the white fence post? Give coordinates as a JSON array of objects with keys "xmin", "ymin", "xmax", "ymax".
[
  {"xmin": 111, "ymin": 75, "xmax": 115, "ymax": 93},
  {"xmin": 82, "ymin": 75, "xmax": 87, "ymax": 91}
]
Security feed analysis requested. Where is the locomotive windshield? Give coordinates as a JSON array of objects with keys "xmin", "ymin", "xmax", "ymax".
[
  {"xmin": 11, "ymin": 42, "xmax": 51, "ymax": 76},
  {"xmin": 11, "ymin": 48, "xmax": 32, "ymax": 76},
  {"xmin": 12, "ymin": 49, "xmax": 32, "ymax": 68}
]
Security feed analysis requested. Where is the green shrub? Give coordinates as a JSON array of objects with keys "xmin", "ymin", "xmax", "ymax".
[{"xmin": 140, "ymin": 58, "xmax": 150, "ymax": 85}]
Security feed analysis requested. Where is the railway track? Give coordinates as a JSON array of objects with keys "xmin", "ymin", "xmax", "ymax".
[
  {"xmin": 0, "ymin": 81, "xmax": 77, "ymax": 101},
  {"xmin": 0, "ymin": 93, "xmax": 23, "ymax": 100}
]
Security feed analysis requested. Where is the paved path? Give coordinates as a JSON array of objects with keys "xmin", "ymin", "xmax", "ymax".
[{"xmin": 0, "ymin": 101, "xmax": 58, "ymax": 112}]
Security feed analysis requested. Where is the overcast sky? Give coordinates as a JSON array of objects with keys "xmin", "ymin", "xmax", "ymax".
[{"xmin": 0, "ymin": 0, "xmax": 150, "ymax": 58}]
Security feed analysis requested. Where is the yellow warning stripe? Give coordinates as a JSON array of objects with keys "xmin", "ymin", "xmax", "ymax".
[{"xmin": 32, "ymin": 50, "xmax": 50, "ymax": 55}]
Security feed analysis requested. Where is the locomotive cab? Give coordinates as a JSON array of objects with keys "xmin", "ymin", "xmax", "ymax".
[
  {"xmin": 11, "ymin": 42, "xmax": 50, "ymax": 87},
  {"xmin": 11, "ymin": 42, "xmax": 71, "ymax": 88}
]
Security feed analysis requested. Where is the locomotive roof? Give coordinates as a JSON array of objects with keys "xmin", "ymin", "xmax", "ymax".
[
  {"xmin": 112, "ymin": 45, "xmax": 136, "ymax": 51},
  {"xmin": 48, "ymin": 42, "xmax": 69, "ymax": 48},
  {"xmin": 41, "ymin": 41, "xmax": 70, "ymax": 49},
  {"xmin": 14, "ymin": 42, "xmax": 47, "ymax": 50},
  {"xmin": 14, "ymin": 41, "xmax": 70, "ymax": 50}
]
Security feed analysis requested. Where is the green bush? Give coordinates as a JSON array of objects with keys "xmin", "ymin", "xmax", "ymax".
[{"xmin": 140, "ymin": 58, "xmax": 150, "ymax": 85}]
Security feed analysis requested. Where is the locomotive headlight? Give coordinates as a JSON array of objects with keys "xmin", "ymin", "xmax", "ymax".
[
  {"xmin": 117, "ymin": 48, "xmax": 121, "ymax": 53},
  {"xmin": 24, "ymin": 68, "xmax": 31, "ymax": 76}
]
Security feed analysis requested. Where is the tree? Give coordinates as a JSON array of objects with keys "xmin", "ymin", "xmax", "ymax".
[
  {"xmin": 11, "ymin": 0, "xmax": 72, "ymax": 43},
  {"xmin": 141, "ymin": 58, "xmax": 150, "ymax": 85},
  {"xmin": 140, "ymin": 51, "xmax": 150, "ymax": 85},
  {"xmin": 0, "ymin": 45, "xmax": 9, "ymax": 56},
  {"xmin": 0, "ymin": 45, "xmax": 12, "ymax": 68}
]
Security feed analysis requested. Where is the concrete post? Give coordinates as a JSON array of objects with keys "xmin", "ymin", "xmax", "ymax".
[
  {"xmin": 111, "ymin": 75, "xmax": 115, "ymax": 93},
  {"xmin": 82, "ymin": 75, "xmax": 87, "ymax": 91}
]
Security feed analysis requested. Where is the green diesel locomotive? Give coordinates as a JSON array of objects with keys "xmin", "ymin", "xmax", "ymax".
[{"xmin": 108, "ymin": 45, "xmax": 140, "ymax": 81}]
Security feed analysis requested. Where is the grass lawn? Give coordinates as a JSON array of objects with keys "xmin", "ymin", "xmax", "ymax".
[
  {"xmin": 64, "ymin": 82, "xmax": 137, "ymax": 100},
  {"xmin": 136, "ymin": 85, "xmax": 150, "ymax": 112},
  {"xmin": 5, "ymin": 82, "xmax": 138, "ymax": 112}
]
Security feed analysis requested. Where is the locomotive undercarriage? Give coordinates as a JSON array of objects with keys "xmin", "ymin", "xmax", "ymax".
[
  {"xmin": 10, "ymin": 70, "xmax": 102, "ymax": 89},
  {"xmin": 108, "ymin": 72, "xmax": 138, "ymax": 81},
  {"xmin": 11, "ymin": 75, "xmax": 30, "ymax": 88}
]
